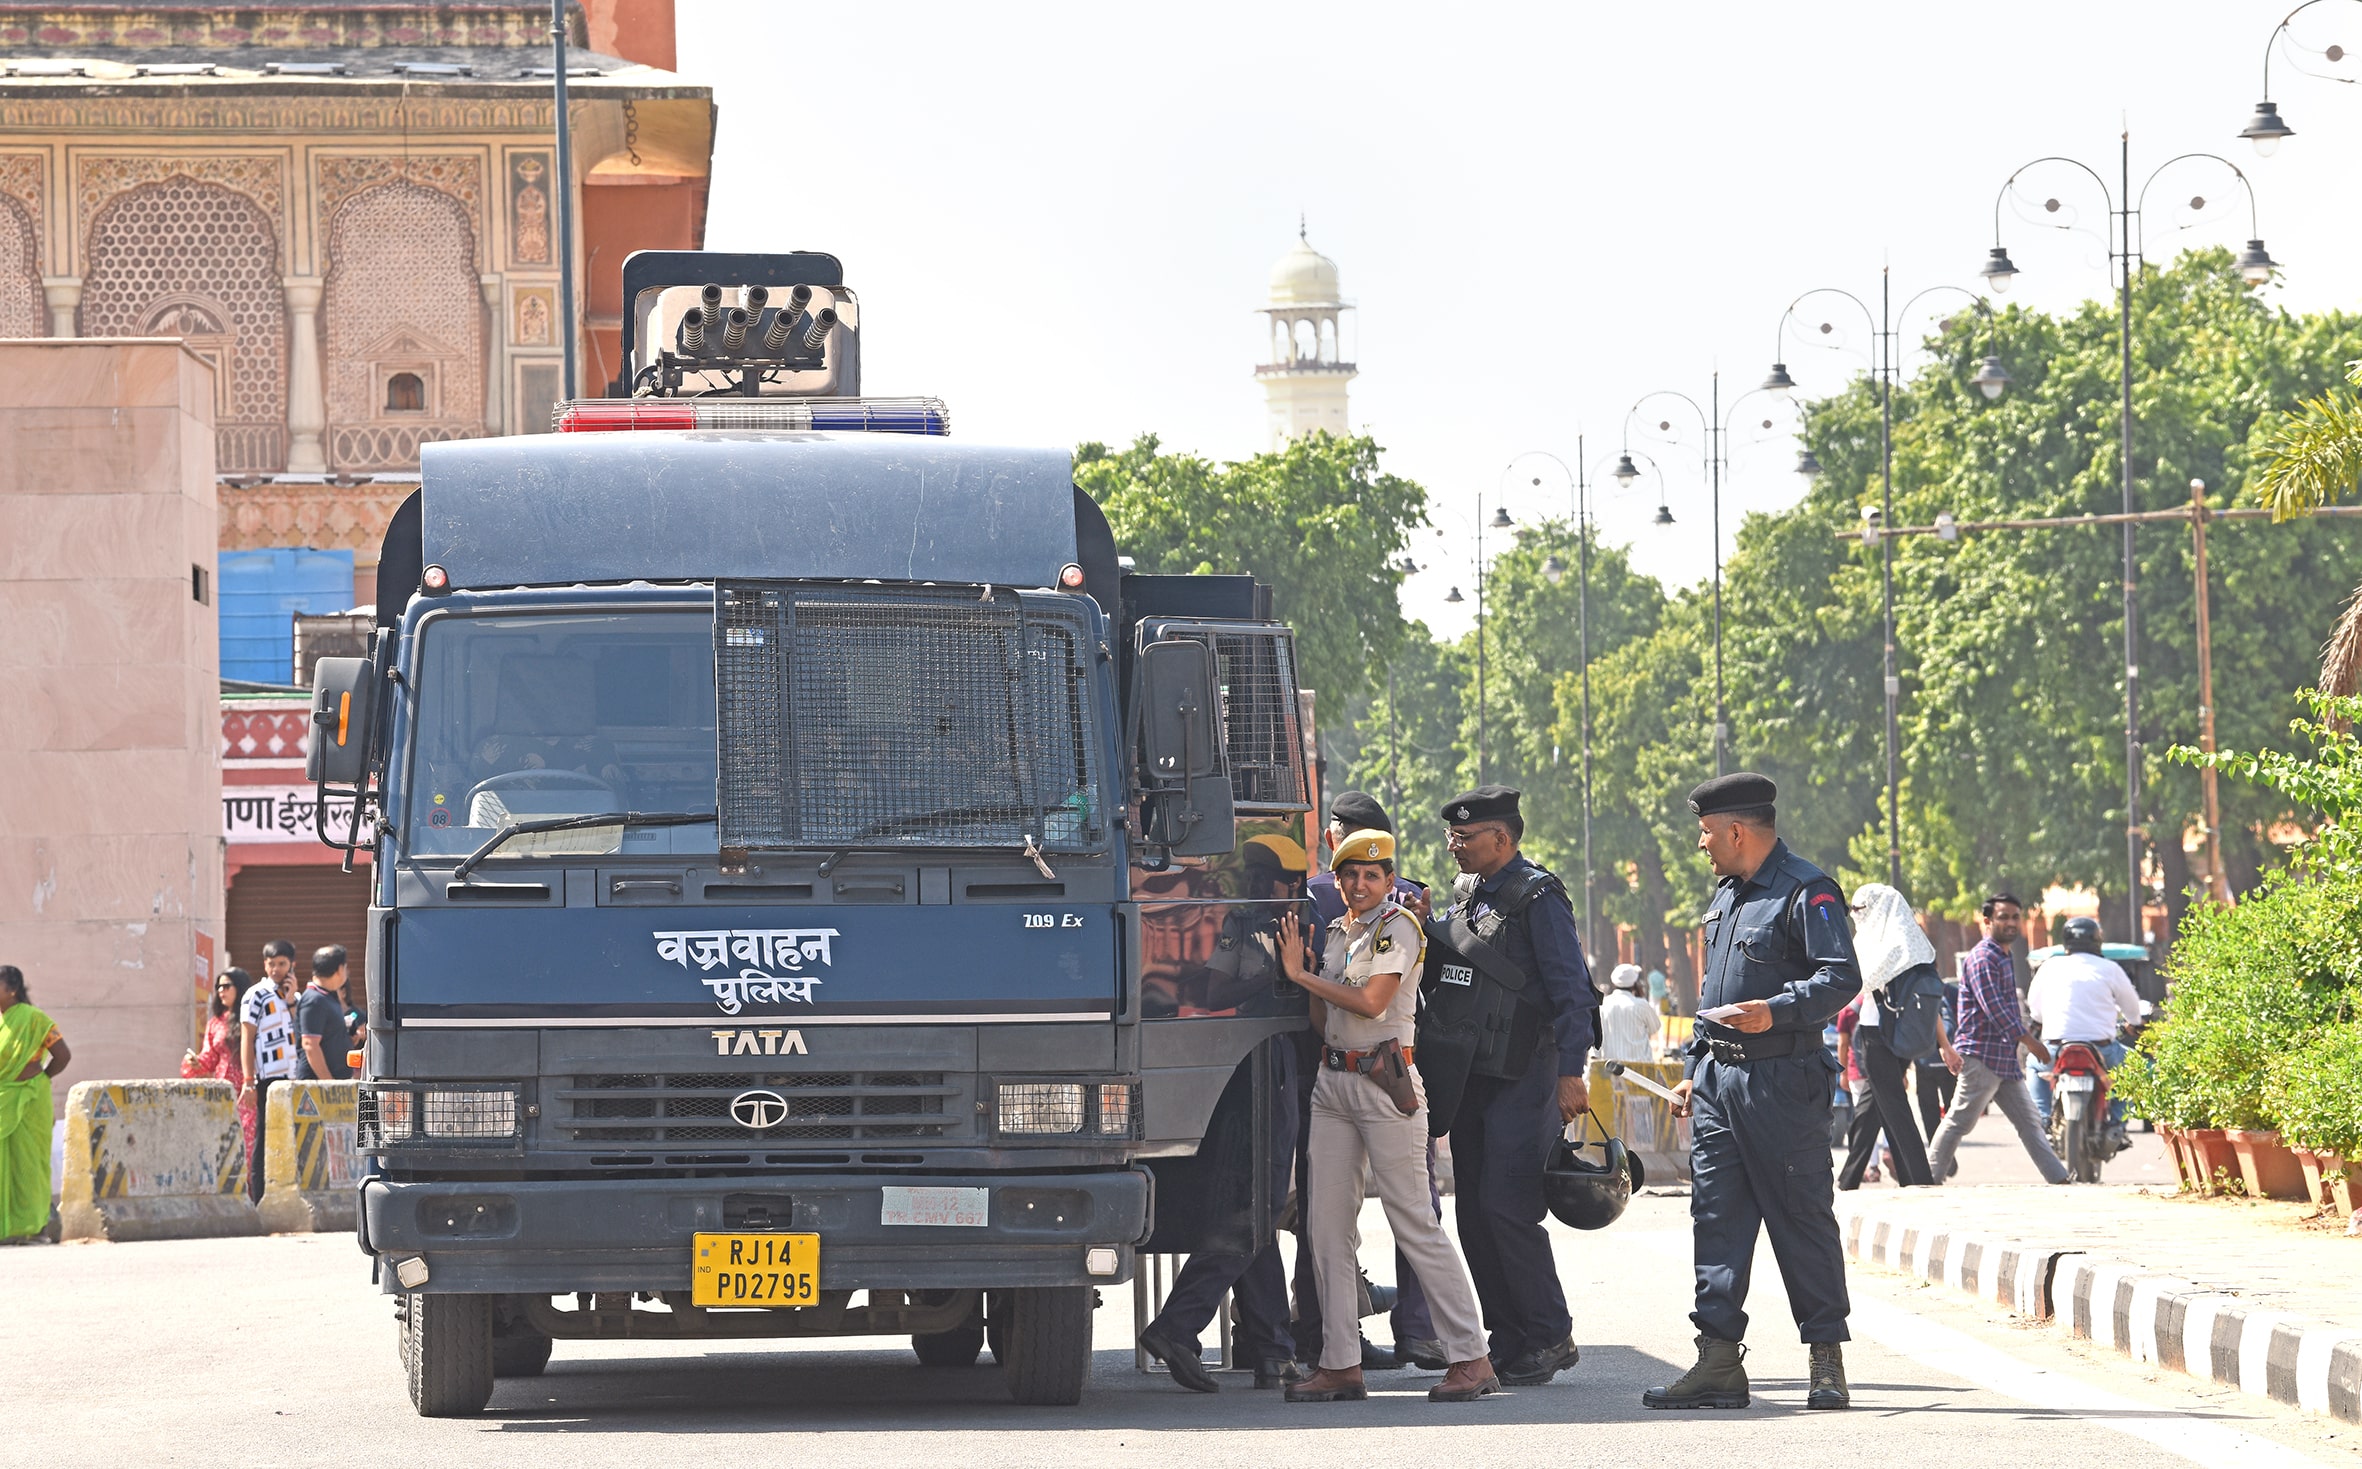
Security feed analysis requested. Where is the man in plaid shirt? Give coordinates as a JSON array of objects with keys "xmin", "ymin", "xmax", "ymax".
[{"xmin": 1926, "ymin": 893, "xmax": 2070, "ymax": 1184}]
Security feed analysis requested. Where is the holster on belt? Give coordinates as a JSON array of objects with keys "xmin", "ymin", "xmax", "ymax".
[
  {"xmin": 1329, "ymin": 1038, "xmax": 1420, "ymax": 1116},
  {"xmin": 1692, "ymin": 1024, "xmax": 1800, "ymax": 1066}
]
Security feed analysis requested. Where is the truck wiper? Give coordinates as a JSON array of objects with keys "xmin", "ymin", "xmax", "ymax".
[{"xmin": 451, "ymin": 811, "xmax": 717, "ymax": 883}]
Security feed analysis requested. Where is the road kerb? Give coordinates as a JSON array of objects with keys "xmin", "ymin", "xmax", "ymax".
[{"xmin": 1839, "ymin": 1196, "xmax": 2362, "ymax": 1426}]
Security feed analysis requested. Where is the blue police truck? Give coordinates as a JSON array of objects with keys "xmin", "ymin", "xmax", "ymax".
[{"xmin": 307, "ymin": 251, "xmax": 1314, "ymax": 1415}]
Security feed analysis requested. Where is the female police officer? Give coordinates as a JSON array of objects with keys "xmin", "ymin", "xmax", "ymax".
[{"xmin": 1275, "ymin": 829, "xmax": 1498, "ymax": 1404}]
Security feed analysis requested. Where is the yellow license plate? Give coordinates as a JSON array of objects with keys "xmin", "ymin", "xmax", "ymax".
[{"xmin": 691, "ymin": 1231, "xmax": 821, "ymax": 1308}]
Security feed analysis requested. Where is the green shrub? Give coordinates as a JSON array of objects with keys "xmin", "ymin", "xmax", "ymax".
[
  {"xmin": 2117, "ymin": 874, "xmax": 2362, "ymax": 1131},
  {"xmin": 2263, "ymin": 1020, "xmax": 2362, "ymax": 1156}
]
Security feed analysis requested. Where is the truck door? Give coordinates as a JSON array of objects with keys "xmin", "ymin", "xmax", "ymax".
[{"xmin": 1127, "ymin": 613, "xmax": 1314, "ymax": 1256}]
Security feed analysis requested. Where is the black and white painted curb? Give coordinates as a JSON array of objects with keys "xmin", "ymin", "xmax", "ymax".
[{"xmin": 1837, "ymin": 1203, "xmax": 2362, "ymax": 1424}]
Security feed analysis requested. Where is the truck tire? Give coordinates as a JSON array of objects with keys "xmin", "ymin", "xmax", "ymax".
[
  {"xmin": 405, "ymin": 1292, "xmax": 495, "ymax": 1417},
  {"xmin": 492, "ymin": 1321, "xmax": 555, "ymax": 1378},
  {"xmin": 913, "ymin": 1322, "xmax": 986, "ymax": 1367},
  {"xmin": 995, "ymin": 1286, "xmax": 1092, "ymax": 1406}
]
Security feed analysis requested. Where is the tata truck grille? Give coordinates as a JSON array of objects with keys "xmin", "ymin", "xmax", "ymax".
[{"xmin": 553, "ymin": 1071, "xmax": 961, "ymax": 1159}]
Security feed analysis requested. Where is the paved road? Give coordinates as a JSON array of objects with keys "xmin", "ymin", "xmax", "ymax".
[{"xmin": 6, "ymin": 1194, "xmax": 2346, "ymax": 1469}]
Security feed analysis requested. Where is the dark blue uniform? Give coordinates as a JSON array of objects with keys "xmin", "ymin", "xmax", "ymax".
[
  {"xmin": 1148, "ymin": 1039, "xmax": 1298, "ymax": 1366},
  {"xmin": 1447, "ymin": 855, "xmax": 1596, "ymax": 1364},
  {"xmin": 1686, "ymin": 839, "xmax": 1860, "ymax": 1345}
]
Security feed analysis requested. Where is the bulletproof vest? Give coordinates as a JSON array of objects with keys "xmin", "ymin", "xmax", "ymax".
[{"xmin": 1419, "ymin": 863, "xmax": 1563, "ymax": 1082}]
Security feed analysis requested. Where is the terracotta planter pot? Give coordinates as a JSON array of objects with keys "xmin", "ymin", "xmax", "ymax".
[
  {"xmin": 2226, "ymin": 1129, "xmax": 2309, "ymax": 1201},
  {"xmin": 2319, "ymin": 1153, "xmax": 2357, "ymax": 1217},
  {"xmin": 2294, "ymin": 1148, "xmax": 2344, "ymax": 1209},
  {"xmin": 2184, "ymin": 1129, "xmax": 2237, "ymax": 1194},
  {"xmin": 2160, "ymin": 1126, "xmax": 2202, "ymax": 1192}
]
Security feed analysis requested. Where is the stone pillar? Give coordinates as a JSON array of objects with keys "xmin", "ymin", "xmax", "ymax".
[
  {"xmin": 283, "ymin": 275, "xmax": 326, "ymax": 472},
  {"xmin": 480, "ymin": 272, "xmax": 504, "ymax": 436},
  {"xmin": 40, "ymin": 275, "xmax": 80, "ymax": 337},
  {"xmin": 0, "ymin": 340, "xmax": 226, "ymax": 1104}
]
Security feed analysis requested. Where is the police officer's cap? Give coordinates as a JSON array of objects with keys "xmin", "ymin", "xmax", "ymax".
[
  {"xmin": 1329, "ymin": 790, "xmax": 1393, "ymax": 834},
  {"xmin": 1440, "ymin": 785, "xmax": 1520, "ymax": 825},
  {"xmin": 1329, "ymin": 828, "xmax": 1396, "ymax": 871},
  {"xmin": 1688, "ymin": 772, "xmax": 1777, "ymax": 818}
]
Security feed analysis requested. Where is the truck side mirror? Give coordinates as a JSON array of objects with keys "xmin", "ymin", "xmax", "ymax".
[
  {"xmin": 1137, "ymin": 639, "xmax": 1234, "ymax": 856},
  {"xmin": 307, "ymin": 656, "xmax": 377, "ymax": 788},
  {"xmin": 1140, "ymin": 639, "xmax": 1217, "ymax": 780}
]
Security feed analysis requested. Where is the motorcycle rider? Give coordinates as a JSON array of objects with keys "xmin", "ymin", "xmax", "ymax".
[{"xmin": 2024, "ymin": 916, "xmax": 2144, "ymax": 1150}]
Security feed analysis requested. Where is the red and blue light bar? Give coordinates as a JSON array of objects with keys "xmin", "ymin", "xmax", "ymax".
[{"xmin": 555, "ymin": 397, "xmax": 950, "ymax": 436}]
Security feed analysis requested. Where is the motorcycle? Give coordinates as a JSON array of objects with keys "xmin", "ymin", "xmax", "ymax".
[{"xmin": 2046, "ymin": 1041, "xmax": 2116, "ymax": 1183}]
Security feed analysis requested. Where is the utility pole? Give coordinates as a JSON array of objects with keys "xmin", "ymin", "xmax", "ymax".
[
  {"xmin": 2191, "ymin": 478, "xmax": 2232, "ymax": 903},
  {"xmin": 2117, "ymin": 131, "xmax": 2143, "ymax": 948},
  {"xmin": 552, "ymin": 0, "xmax": 578, "ymax": 402}
]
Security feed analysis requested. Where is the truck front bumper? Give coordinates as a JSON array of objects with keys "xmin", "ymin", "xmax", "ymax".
[{"xmin": 361, "ymin": 1168, "xmax": 1151, "ymax": 1294}]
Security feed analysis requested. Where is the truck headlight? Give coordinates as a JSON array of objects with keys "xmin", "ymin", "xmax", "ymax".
[
  {"xmin": 994, "ymin": 1078, "xmax": 1140, "ymax": 1138},
  {"xmin": 997, "ymin": 1082, "xmax": 1085, "ymax": 1134},
  {"xmin": 359, "ymin": 1083, "xmax": 521, "ymax": 1150}
]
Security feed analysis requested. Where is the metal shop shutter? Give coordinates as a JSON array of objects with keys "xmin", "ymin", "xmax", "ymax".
[{"xmin": 224, "ymin": 865, "xmax": 372, "ymax": 991}]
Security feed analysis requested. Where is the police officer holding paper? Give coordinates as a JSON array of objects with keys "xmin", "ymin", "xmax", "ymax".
[
  {"xmin": 1645, "ymin": 773, "xmax": 1860, "ymax": 1413},
  {"xmin": 1420, "ymin": 786, "xmax": 1597, "ymax": 1387}
]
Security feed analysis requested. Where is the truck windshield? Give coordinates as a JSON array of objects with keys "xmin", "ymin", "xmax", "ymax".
[{"xmin": 403, "ymin": 610, "xmax": 719, "ymax": 858}]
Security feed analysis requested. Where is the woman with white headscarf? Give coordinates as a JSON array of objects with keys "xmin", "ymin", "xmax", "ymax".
[{"xmin": 1836, "ymin": 884, "xmax": 1938, "ymax": 1189}]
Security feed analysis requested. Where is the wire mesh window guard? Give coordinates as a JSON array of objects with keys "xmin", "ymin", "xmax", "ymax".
[
  {"xmin": 716, "ymin": 584, "xmax": 1104, "ymax": 851},
  {"xmin": 1212, "ymin": 630, "xmax": 1311, "ymax": 810}
]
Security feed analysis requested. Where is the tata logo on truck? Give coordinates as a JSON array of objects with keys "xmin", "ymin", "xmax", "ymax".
[{"xmin": 709, "ymin": 1029, "xmax": 810, "ymax": 1056}]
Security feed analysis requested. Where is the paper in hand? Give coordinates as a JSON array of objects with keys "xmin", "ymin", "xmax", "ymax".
[{"xmin": 1698, "ymin": 1004, "xmax": 1747, "ymax": 1024}]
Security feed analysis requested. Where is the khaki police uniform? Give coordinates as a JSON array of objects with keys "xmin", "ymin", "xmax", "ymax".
[{"xmin": 1304, "ymin": 897, "xmax": 1489, "ymax": 1372}]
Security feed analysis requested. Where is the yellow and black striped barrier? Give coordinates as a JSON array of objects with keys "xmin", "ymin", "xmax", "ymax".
[
  {"xmin": 258, "ymin": 1080, "xmax": 358, "ymax": 1234},
  {"xmin": 59, "ymin": 1080, "xmax": 260, "ymax": 1241}
]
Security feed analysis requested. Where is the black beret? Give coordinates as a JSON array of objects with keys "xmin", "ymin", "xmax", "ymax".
[
  {"xmin": 1329, "ymin": 790, "xmax": 1392, "ymax": 834},
  {"xmin": 1440, "ymin": 785, "xmax": 1521, "ymax": 825},
  {"xmin": 1689, "ymin": 772, "xmax": 1778, "ymax": 817}
]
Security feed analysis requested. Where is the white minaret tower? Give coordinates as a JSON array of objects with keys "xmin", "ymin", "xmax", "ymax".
[{"xmin": 1257, "ymin": 221, "xmax": 1356, "ymax": 449}]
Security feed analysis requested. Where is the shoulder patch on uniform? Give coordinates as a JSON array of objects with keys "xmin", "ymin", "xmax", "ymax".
[{"xmin": 1376, "ymin": 935, "xmax": 1394, "ymax": 953}]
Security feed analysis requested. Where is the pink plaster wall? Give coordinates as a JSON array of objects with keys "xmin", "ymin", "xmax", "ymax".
[{"xmin": 0, "ymin": 340, "xmax": 226, "ymax": 1113}]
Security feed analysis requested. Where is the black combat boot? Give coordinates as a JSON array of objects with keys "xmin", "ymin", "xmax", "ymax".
[
  {"xmin": 1806, "ymin": 1341, "xmax": 1850, "ymax": 1409},
  {"xmin": 1640, "ymin": 1334, "xmax": 1749, "ymax": 1409}
]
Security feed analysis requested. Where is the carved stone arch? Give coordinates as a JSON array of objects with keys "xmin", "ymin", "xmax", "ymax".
[
  {"xmin": 0, "ymin": 191, "xmax": 39, "ymax": 337},
  {"xmin": 80, "ymin": 176, "xmax": 287, "ymax": 470},
  {"xmin": 322, "ymin": 180, "xmax": 483, "ymax": 471}
]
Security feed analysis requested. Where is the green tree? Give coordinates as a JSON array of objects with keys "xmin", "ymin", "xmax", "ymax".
[{"xmin": 1075, "ymin": 431, "xmax": 1427, "ymax": 704}]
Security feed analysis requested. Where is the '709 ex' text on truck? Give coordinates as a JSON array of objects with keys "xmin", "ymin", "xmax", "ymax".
[{"xmin": 307, "ymin": 251, "xmax": 1316, "ymax": 1415}]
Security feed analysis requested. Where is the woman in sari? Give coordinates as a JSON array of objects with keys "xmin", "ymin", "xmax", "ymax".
[
  {"xmin": 0, "ymin": 964, "xmax": 71, "ymax": 1243},
  {"xmin": 182, "ymin": 969, "xmax": 254, "ymax": 1156}
]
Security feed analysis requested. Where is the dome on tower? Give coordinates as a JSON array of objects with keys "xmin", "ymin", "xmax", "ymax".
[{"xmin": 1267, "ymin": 230, "xmax": 1342, "ymax": 306}]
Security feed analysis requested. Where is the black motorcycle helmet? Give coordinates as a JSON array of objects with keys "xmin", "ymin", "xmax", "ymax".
[
  {"xmin": 2060, "ymin": 915, "xmax": 2104, "ymax": 955},
  {"xmin": 1544, "ymin": 1132, "xmax": 1632, "ymax": 1230}
]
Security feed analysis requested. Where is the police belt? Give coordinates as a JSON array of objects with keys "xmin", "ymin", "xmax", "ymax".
[
  {"xmin": 1323, "ymin": 1043, "xmax": 1414, "ymax": 1073},
  {"xmin": 1693, "ymin": 1026, "xmax": 1800, "ymax": 1065}
]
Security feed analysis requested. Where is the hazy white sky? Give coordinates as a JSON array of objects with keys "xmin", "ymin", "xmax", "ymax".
[{"xmin": 677, "ymin": 1, "xmax": 2362, "ymax": 638}]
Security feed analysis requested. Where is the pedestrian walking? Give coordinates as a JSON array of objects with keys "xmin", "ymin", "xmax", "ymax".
[
  {"xmin": 1913, "ymin": 979, "xmax": 1960, "ymax": 1142},
  {"xmin": 1424, "ymin": 787, "xmax": 1595, "ymax": 1387},
  {"xmin": 238, "ymin": 940, "xmax": 302, "ymax": 1203},
  {"xmin": 1299, "ymin": 790, "xmax": 1444, "ymax": 1371},
  {"xmin": 1834, "ymin": 884, "xmax": 1936, "ymax": 1190},
  {"xmin": 296, "ymin": 946, "xmax": 358, "ymax": 1082},
  {"xmin": 1275, "ymin": 829, "xmax": 1497, "ymax": 1404},
  {"xmin": 1599, "ymin": 965, "xmax": 1660, "ymax": 1062},
  {"xmin": 0, "ymin": 965, "xmax": 71, "ymax": 1244},
  {"xmin": 1924, "ymin": 894, "xmax": 2070, "ymax": 1186},
  {"xmin": 1833, "ymin": 998, "xmax": 1884, "ymax": 1183},
  {"xmin": 182, "ymin": 968, "xmax": 255, "ymax": 1158},
  {"xmin": 1645, "ymin": 773, "xmax": 1859, "ymax": 1412}
]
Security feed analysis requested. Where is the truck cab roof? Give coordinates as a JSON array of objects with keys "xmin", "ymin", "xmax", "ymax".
[{"xmin": 417, "ymin": 431, "xmax": 1079, "ymax": 593}]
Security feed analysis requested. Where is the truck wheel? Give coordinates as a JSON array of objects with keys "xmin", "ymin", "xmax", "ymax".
[
  {"xmin": 913, "ymin": 1322, "xmax": 986, "ymax": 1367},
  {"xmin": 996, "ymin": 1286, "xmax": 1093, "ymax": 1406},
  {"xmin": 492, "ymin": 1320, "xmax": 555, "ymax": 1378},
  {"xmin": 405, "ymin": 1292, "xmax": 495, "ymax": 1417}
]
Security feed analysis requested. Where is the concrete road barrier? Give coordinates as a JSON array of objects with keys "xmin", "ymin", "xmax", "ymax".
[
  {"xmin": 1586, "ymin": 1058, "xmax": 1691, "ymax": 1183},
  {"xmin": 59, "ymin": 1080, "xmax": 261, "ymax": 1241},
  {"xmin": 259, "ymin": 1080, "xmax": 358, "ymax": 1234}
]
